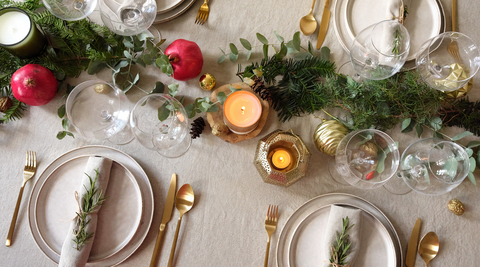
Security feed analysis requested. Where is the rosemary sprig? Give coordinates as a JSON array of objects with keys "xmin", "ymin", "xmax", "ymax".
[
  {"xmin": 330, "ymin": 217, "xmax": 354, "ymax": 267},
  {"xmin": 72, "ymin": 170, "xmax": 108, "ymax": 250},
  {"xmin": 392, "ymin": 26, "xmax": 402, "ymax": 55}
]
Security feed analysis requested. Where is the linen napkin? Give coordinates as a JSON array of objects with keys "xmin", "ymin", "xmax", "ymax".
[
  {"xmin": 321, "ymin": 205, "xmax": 363, "ymax": 267},
  {"xmin": 58, "ymin": 156, "xmax": 113, "ymax": 267},
  {"xmin": 381, "ymin": 0, "xmax": 411, "ymax": 56}
]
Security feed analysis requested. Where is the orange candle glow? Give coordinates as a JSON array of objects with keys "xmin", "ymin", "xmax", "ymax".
[
  {"xmin": 271, "ymin": 149, "xmax": 292, "ymax": 169},
  {"xmin": 223, "ymin": 90, "xmax": 262, "ymax": 134}
]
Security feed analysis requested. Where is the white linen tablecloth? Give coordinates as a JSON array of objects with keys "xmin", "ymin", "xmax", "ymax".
[{"xmin": 1, "ymin": 0, "xmax": 480, "ymax": 266}]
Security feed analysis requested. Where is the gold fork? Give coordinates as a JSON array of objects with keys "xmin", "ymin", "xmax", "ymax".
[
  {"xmin": 447, "ymin": 0, "xmax": 462, "ymax": 63},
  {"xmin": 264, "ymin": 205, "xmax": 278, "ymax": 267},
  {"xmin": 195, "ymin": 0, "xmax": 209, "ymax": 25},
  {"xmin": 6, "ymin": 151, "xmax": 37, "ymax": 247}
]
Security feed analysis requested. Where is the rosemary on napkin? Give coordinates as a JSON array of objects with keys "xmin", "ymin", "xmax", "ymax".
[
  {"xmin": 329, "ymin": 217, "xmax": 354, "ymax": 267},
  {"xmin": 392, "ymin": 26, "xmax": 403, "ymax": 55},
  {"xmin": 72, "ymin": 170, "xmax": 108, "ymax": 250}
]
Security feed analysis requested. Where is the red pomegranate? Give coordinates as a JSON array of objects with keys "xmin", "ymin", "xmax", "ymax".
[
  {"xmin": 165, "ymin": 39, "xmax": 203, "ymax": 81},
  {"xmin": 11, "ymin": 64, "xmax": 58, "ymax": 106}
]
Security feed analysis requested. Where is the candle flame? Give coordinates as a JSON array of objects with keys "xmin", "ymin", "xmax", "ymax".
[
  {"xmin": 241, "ymin": 106, "xmax": 245, "ymax": 115},
  {"xmin": 279, "ymin": 157, "xmax": 284, "ymax": 162}
]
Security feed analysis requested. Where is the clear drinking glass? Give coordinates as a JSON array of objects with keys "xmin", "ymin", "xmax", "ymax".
[
  {"xmin": 350, "ymin": 19, "xmax": 410, "ymax": 80},
  {"xmin": 98, "ymin": 0, "xmax": 157, "ymax": 36},
  {"xmin": 43, "ymin": 0, "xmax": 97, "ymax": 21},
  {"xmin": 415, "ymin": 32, "xmax": 480, "ymax": 91},
  {"xmin": 335, "ymin": 129, "xmax": 400, "ymax": 189},
  {"xmin": 66, "ymin": 80, "xmax": 134, "ymax": 144},
  {"xmin": 130, "ymin": 94, "xmax": 192, "ymax": 158},
  {"xmin": 397, "ymin": 138, "xmax": 470, "ymax": 196}
]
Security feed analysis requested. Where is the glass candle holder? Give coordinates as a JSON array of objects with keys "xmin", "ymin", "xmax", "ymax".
[
  {"xmin": 223, "ymin": 90, "xmax": 262, "ymax": 135},
  {"xmin": 0, "ymin": 7, "xmax": 47, "ymax": 59}
]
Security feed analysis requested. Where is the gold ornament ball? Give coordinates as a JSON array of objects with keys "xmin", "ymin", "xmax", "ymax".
[
  {"xmin": 199, "ymin": 73, "xmax": 216, "ymax": 91},
  {"xmin": 212, "ymin": 122, "xmax": 229, "ymax": 137},
  {"xmin": 0, "ymin": 96, "xmax": 13, "ymax": 113},
  {"xmin": 445, "ymin": 79, "xmax": 473, "ymax": 99},
  {"xmin": 313, "ymin": 119, "xmax": 350, "ymax": 156},
  {"xmin": 447, "ymin": 198, "xmax": 465, "ymax": 216},
  {"xmin": 94, "ymin": 84, "xmax": 111, "ymax": 94}
]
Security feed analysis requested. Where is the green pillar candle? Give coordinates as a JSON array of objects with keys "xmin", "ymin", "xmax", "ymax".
[{"xmin": 0, "ymin": 7, "xmax": 47, "ymax": 59}]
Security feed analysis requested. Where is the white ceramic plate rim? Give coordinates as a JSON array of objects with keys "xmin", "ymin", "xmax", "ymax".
[
  {"xmin": 28, "ymin": 145, "xmax": 154, "ymax": 267},
  {"xmin": 153, "ymin": 0, "xmax": 197, "ymax": 24},
  {"xmin": 157, "ymin": 0, "xmax": 186, "ymax": 14},
  {"xmin": 334, "ymin": 0, "xmax": 445, "ymax": 62},
  {"xmin": 286, "ymin": 203, "xmax": 396, "ymax": 267},
  {"xmin": 34, "ymin": 155, "xmax": 143, "ymax": 262},
  {"xmin": 276, "ymin": 193, "xmax": 402, "ymax": 267}
]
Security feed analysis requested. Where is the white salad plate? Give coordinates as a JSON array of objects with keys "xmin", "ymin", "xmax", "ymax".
[
  {"xmin": 334, "ymin": 0, "xmax": 445, "ymax": 62},
  {"xmin": 157, "ymin": 0, "xmax": 185, "ymax": 14},
  {"xmin": 154, "ymin": 0, "xmax": 197, "ymax": 24},
  {"xmin": 276, "ymin": 193, "xmax": 402, "ymax": 267},
  {"xmin": 28, "ymin": 146, "xmax": 154, "ymax": 266}
]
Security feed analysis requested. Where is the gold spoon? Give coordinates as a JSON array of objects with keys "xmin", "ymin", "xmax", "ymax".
[
  {"xmin": 167, "ymin": 184, "xmax": 195, "ymax": 267},
  {"xmin": 300, "ymin": 0, "xmax": 317, "ymax": 35},
  {"xmin": 418, "ymin": 232, "xmax": 439, "ymax": 267}
]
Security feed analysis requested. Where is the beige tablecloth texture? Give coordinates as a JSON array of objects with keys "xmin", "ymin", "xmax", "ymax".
[{"xmin": 1, "ymin": 0, "xmax": 480, "ymax": 266}]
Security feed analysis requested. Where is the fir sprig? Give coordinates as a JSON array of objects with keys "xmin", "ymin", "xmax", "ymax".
[
  {"xmin": 72, "ymin": 170, "xmax": 108, "ymax": 250},
  {"xmin": 330, "ymin": 217, "xmax": 354, "ymax": 267},
  {"xmin": 392, "ymin": 26, "xmax": 402, "ymax": 55}
]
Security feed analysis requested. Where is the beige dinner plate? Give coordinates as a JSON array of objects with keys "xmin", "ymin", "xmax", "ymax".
[
  {"xmin": 334, "ymin": 0, "xmax": 445, "ymax": 62},
  {"xmin": 157, "ymin": 0, "xmax": 186, "ymax": 14},
  {"xmin": 28, "ymin": 146, "xmax": 154, "ymax": 266},
  {"xmin": 154, "ymin": 0, "xmax": 196, "ymax": 24}
]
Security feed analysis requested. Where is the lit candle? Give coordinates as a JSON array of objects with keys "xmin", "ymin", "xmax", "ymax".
[
  {"xmin": 0, "ymin": 8, "xmax": 47, "ymax": 58},
  {"xmin": 271, "ymin": 149, "xmax": 292, "ymax": 170},
  {"xmin": 223, "ymin": 90, "xmax": 262, "ymax": 134}
]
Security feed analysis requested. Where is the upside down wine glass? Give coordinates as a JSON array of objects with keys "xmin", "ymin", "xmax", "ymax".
[
  {"xmin": 130, "ymin": 94, "xmax": 192, "ymax": 158},
  {"xmin": 99, "ymin": 0, "xmax": 157, "ymax": 36},
  {"xmin": 350, "ymin": 19, "xmax": 410, "ymax": 80},
  {"xmin": 43, "ymin": 0, "xmax": 97, "ymax": 21},
  {"xmin": 66, "ymin": 80, "xmax": 134, "ymax": 144}
]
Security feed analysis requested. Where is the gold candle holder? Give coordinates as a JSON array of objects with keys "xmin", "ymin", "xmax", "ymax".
[{"xmin": 254, "ymin": 129, "xmax": 311, "ymax": 187}]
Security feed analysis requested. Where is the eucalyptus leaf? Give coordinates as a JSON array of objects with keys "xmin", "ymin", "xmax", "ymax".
[
  {"xmin": 469, "ymin": 157, "xmax": 476, "ymax": 172},
  {"xmin": 185, "ymin": 103, "xmax": 196, "ymax": 118},
  {"xmin": 168, "ymin": 83, "xmax": 179, "ymax": 97},
  {"xmin": 467, "ymin": 172, "xmax": 477, "ymax": 185},
  {"xmin": 87, "ymin": 60, "xmax": 107, "ymax": 75},
  {"xmin": 137, "ymin": 32, "xmax": 149, "ymax": 41},
  {"xmin": 143, "ymin": 54, "xmax": 153, "ymax": 65},
  {"xmin": 263, "ymin": 44, "xmax": 269, "ymax": 60},
  {"xmin": 433, "ymin": 131, "xmax": 444, "ymax": 139},
  {"xmin": 415, "ymin": 123, "xmax": 423, "ymax": 138},
  {"xmin": 133, "ymin": 73, "xmax": 140, "ymax": 84},
  {"xmin": 466, "ymin": 148, "xmax": 473, "ymax": 157},
  {"xmin": 136, "ymin": 57, "xmax": 146, "ymax": 68},
  {"xmin": 156, "ymin": 39, "xmax": 166, "ymax": 47},
  {"xmin": 218, "ymin": 54, "xmax": 226, "ymax": 63},
  {"xmin": 320, "ymin": 46, "xmax": 331, "ymax": 61},
  {"xmin": 58, "ymin": 105, "xmax": 66, "ymax": 118},
  {"xmin": 217, "ymin": 92, "xmax": 227, "ymax": 104},
  {"xmin": 246, "ymin": 50, "xmax": 252, "ymax": 60},
  {"xmin": 124, "ymin": 50, "xmax": 132, "ymax": 59},
  {"xmin": 240, "ymin": 38, "xmax": 252, "ymax": 50},
  {"xmin": 401, "ymin": 118, "xmax": 412, "ymax": 131},
  {"xmin": 451, "ymin": 131, "xmax": 473, "ymax": 141},
  {"xmin": 355, "ymin": 131, "xmax": 374, "ymax": 146},
  {"xmin": 66, "ymin": 132, "xmax": 74, "ymax": 138},
  {"xmin": 62, "ymin": 118, "xmax": 69, "ymax": 131},
  {"xmin": 430, "ymin": 117, "xmax": 442, "ymax": 131},
  {"xmin": 308, "ymin": 41, "xmax": 314, "ymax": 55},
  {"xmin": 56, "ymin": 131, "xmax": 67, "ymax": 140},
  {"xmin": 229, "ymin": 85, "xmax": 241, "ymax": 92},
  {"xmin": 123, "ymin": 41, "xmax": 134, "ymax": 49},
  {"xmin": 293, "ymin": 31, "xmax": 301, "ymax": 51},
  {"xmin": 467, "ymin": 141, "xmax": 480, "ymax": 148},
  {"xmin": 152, "ymin": 81, "xmax": 165, "ymax": 94},
  {"xmin": 274, "ymin": 31, "xmax": 284, "ymax": 42},
  {"xmin": 201, "ymin": 102, "xmax": 212, "ymax": 109},
  {"xmin": 376, "ymin": 149, "xmax": 386, "ymax": 174},
  {"xmin": 229, "ymin": 52, "xmax": 239, "ymax": 62},
  {"xmin": 207, "ymin": 104, "xmax": 219, "ymax": 112},
  {"xmin": 229, "ymin": 43, "xmax": 238, "ymax": 55},
  {"xmin": 286, "ymin": 40, "xmax": 298, "ymax": 54},
  {"xmin": 158, "ymin": 102, "xmax": 170, "ymax": 121},
  {"xmin": 256, "ymin": 33, "xmax": 269, "ymax": 45},
  {"xmin": 275, "ymin": 42, "xmax": 287, "ymax": 60}
]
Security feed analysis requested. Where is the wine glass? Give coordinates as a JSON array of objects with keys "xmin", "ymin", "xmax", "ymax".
[
  {"xmin": 350, "ymin": 19, "xmax": 410, "ymax": 80},
  {"xmin": 98, "ymin": 0, "xmax": 157, "ymax": 36},
  {"xmin": 396, "ymin": 138, "xmax": 470, "ymax": 196},
  {"xmin": 66, "ymin": 80, "xmax": 134, "ymax": 144},
  {"xmin": 130, "ymin": 94, "xmax": 192, "ymax": 158},
  {"xmin": 43, "ymin": 0, "xmax": 97, "ymax": 21},
  {"xmin": 334, "ymin": 129, "xmax": 400, "ymax": 189},
  {"xmin": 415, "ymin": 32, "xmax": 480, "ymax": 91}
]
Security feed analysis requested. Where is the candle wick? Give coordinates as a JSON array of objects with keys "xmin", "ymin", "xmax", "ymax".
[{"xmin": 241, "ymin": 106, "xmax": 245, "ymax": 115}]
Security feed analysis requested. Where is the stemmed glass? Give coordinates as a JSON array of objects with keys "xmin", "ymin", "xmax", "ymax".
[
  {"xmin": 334, "ymin": 129, "xmax": 400, "ymax": 189},
  {"xmin": 98, "ymin": 0, "xmax": 157, "ymax": 36},
  {"xmin": 66, "ymin": 80, "xmax": 134, "ymax": 144},
  {"xmin": 130, "ymin": 94, "xmax": 192, "ymax": 158},
  {"xmin": 43, "ymin": 0, "xmax": 97, "ymax": 21},
  {"xmin": 415, "ymin": 32, "xmax": 480, "ymax": 91},
  {"xmin": 396, "ymin": 138, "xmax": 470, "ymax": 196},
  {"xmin": 350, "ymin": 19, "xmax": 410, "ymax": 80}
]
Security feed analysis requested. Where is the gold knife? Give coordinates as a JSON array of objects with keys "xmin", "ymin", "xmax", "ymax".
[
  {"xmin": 150, "ymin": 173, "xmax": 177, "ymax": 267},
  {"xmin": 316, "ymin": 0, "xmax": 331, "ymax": 49},
  {"xmin": 405, "ymin": 218, "xmax": 422, "ymax": 267}
]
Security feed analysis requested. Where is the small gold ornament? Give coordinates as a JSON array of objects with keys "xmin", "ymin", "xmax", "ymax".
[
  {"xmin": 447, "ymin": 198, "xmax": 465, "ymax": 216},
  {"xmin": 0, "ymin": 96, "xmax": 13, "ymax": 113},
  {"xmin": 445, "ymin": 78, "xmax": 473, "ymax": 99},
  {"xmin": 94, "ymin": 84, "xmax": 111, "ymax": 94},
  {"xmin": 435, "ymin": 63, "xmax": 470, "ymax": 90},
  {"xmin": 313, "ymin": 119, "xmax": 350, "ymax": 156},
  {"xmin": 199, "ymin": 73, "xmax": 216, "ymax": 91},
  {"xmin": 212, "ymin": 122, "xmax": 229, "ymax": 137}
]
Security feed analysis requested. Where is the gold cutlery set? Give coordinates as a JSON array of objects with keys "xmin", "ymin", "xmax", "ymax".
[
  {"xmin": 264, "ymin": 205, "xmax": 278, "ymax": 267},
  {"xmin": 300, "ymin": 0, "xmax": 331, "ymax": 49},
  {"xmin": 150, "ymin": 174, "xmax": 195, "ymax": 267},
  {"xmin": 406, "ymin": 218, "xmax": 440, "ymax": 267}
]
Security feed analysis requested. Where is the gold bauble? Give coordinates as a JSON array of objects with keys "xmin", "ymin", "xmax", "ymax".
[
  {"xmin": 212, "ymin": 122, "xmax": 229, "ymax": 137},
  {"xmin": 313, "ymin": 119, "xmax": 350, "ymax": 156},
  {"xmin": 199, "ymin": 73, "xmax": 216, "ymax": 91},
  {"xmin": 0, "ymin": 96, "xmax": 13, "ymax": 113},
  {"xmin": 447, "ymin": 198, "xmax": 465, "ymax": 216},
  {"xmin": 445, "ymin": 79, "xmax": 473, "ymax": 99},
  {"xmin": 94, "ymin": 84, "xmax": 111, "ymax": 94}
]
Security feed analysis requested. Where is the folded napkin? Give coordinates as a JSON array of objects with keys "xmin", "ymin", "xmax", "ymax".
[
  {"xmin": 321, "ymin": 205, "xmax": 363, "ymax": 267},
  {"xmin": 381, "ymin": 0, "xmax": 411, "ymax": 56},
  {"xmin": 59, "ymin": 156, "xmax": 113, "ymax": 267}
]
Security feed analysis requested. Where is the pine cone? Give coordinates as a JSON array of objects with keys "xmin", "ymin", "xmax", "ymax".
[
  {"xmin": 0, "ymin": 96, "xmax": 13, "ymax": 113},
  {"xmin": 190, "ymin": 117, "xmax": 206, "ymax": 139},
  {"xmin": 251, "ymin": 76, "xmax": 271, "ymax": 101}
]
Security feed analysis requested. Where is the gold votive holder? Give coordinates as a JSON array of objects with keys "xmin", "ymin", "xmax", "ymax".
[{"xmin": 254, "ymin": 129, "xmax": 311, "ymax": 187}]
